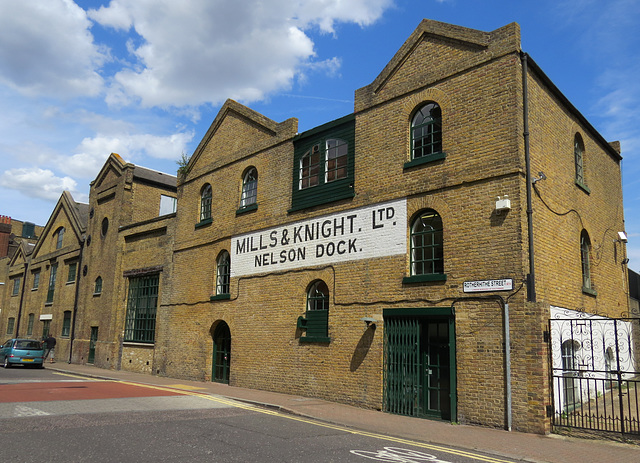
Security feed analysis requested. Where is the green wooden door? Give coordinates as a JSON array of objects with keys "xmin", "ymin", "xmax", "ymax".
[
  {"xmin": 213, "ymin": 322, "xmax": 231, "ymax": 384},
  {"xmin": 88, "ymin": 327, "xmax": 98, "ymax": 364}
]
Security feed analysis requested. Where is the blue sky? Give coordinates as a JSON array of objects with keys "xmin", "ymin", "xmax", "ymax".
[{"xmin": 1, "ymin": 0, "xmax": 639, "ymax": 272}]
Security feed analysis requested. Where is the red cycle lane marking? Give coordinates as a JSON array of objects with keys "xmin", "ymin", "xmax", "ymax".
[{"xmin": 0, "ymin": 381, "xmax": 185, "ymax": 403}]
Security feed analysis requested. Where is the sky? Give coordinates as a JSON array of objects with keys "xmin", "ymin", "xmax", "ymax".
[{"xmin": 0, "ymin": 0, "xmax": 639, "ymax": 272}]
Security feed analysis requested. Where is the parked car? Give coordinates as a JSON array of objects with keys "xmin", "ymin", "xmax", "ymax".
[{"xmin": 1, "ymin": 338, "xmax": 45, "ymax": 368}]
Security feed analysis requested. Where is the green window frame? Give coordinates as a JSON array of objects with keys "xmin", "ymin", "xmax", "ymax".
[
  {"xmin": 67, "ymin": 262, "xmax": 77, "ymax": 283},
  {"xmin": 409, "ymin": 102, "xmax": 443, "ymax": 166},
  {"xmin": 32, "ymin": 270, "xmax": 40, "ymax": 290},
  {"xmin": 62, "ymin": 310, "xmax": 72, "ymax": 337},
  {"xmin": 27, "ymin": 313, "xmax": 34, "ymax": 336},
  {"xmin": 55, "ymin": 227, "xmax": 65, "ymax": 249},
  {"xmin": 6, "ymin": 317, "xmax": 15, "ymax": 335},
  {"xmin": 290, "ymin": 115, "xmax": 355, "ymax": 211},
  {"xmin": 46, "ymin": 263, "xmax": 58, "ymax": 303},
  {"xmin": 574, "ymin": 134, "xmax": 590, "ymax": 193},
  {"xmin": 11, "ymin": 277, "xmax": 20, "ymax": 296},
  {"xmin": 124, "ymin": 274, "xmax": 159, "ymax": 343},
  {"xmin": 239, "ymin": 167, "xmax": 258, "ymax": 209},
  {"xmin": 404, "ymin": 210, "xmax": 446, "ymax": 283},
  {"xmin": 299, "ymin": 280, "xmax": 330, "ymax": 343},
  {"xmin": 216, "ymin": 251, "xmax": 230, "ymax": 296},
  {"xmin": 200, "ymin": 184, "xmax": 212, "ymax": 223},
  {"xmin": 94, "ymin": 276, "xmax": 103, "ymax": 295}
]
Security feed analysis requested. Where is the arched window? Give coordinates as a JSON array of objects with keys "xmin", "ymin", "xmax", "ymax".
[
  {"xmin": 410, "ymin": 209, "xmax": 444, "ymax": 276},
  {"xmin": 411, "ymin": 102, "xmax": 442, "ymax": 160},
  {"xmin": 55, "ymin": 227, "xmax": 65, "ymax": 249},
  {"xmin": 216, "ymin": 251, "xmax": 230, "ymax": 296},
  {"xmin": 200, "ymin": 184, "xmax": 212, "ymax": 222},
  {"xmin": 325, "ymin": 138, "xmax": 348, "ymax": 182},
  {"xmin": 94, "ymin": 276, "xmax": 103, "ymax": 295},
  {"xmin": 581, "ymin": 230, "xmax": 592, "ymax": 291},
  {"xmin": 302, "ymin": 280, "xmax": 329, "ymax": 341},
  {"xmin": 240, "ymin": 168, "xmax": 258, "ymax": 208},
  {"xmin": 574, "ymin": 134, "xmax": 585, "ymax": 185},
  {"xmin": 561, "ymin": 340, "xmax": 581, "ymax": 410},
  {"xmin": 299, "ymin": 144, "xmax": 321, "ymax": 190}
]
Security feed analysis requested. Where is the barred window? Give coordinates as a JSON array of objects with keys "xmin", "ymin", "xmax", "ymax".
[
  {"xmin": 411, "ymin": 210, "xmax": 444, "ymax": 276},
  {"xmin": 124, "ymin": 274, "xmax": 159, "ymax": 343},
  {"xmin": 411, "ymin": 103, "xmax": 442, "ymax": 160}
]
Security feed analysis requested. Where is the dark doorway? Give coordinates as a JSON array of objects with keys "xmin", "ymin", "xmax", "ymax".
[{"xmin": 212, "ymin": 322, "xmax": 231, "ymax": 384}]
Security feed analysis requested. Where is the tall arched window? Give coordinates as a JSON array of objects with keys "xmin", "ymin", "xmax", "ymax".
[
  {"xmin": 216, "ymin": 251, "xmax": 230, "ymax": 296},
  {"xmin": 574, "ymin": 134, "xmax": 585, "ymax": 185},
  {"xmin": 410, "ymin": 209, "xmax": 444, "ymax": 276},
  {"xmin": 581, "ymin": 230, "xmax": 593, "ymax": 291},
  {"xmin": 200, "ymin": 184, "xmax": 212, "ymax": 222},
  {"xmin": 411, "ymin": 102, "xmax": 442, "ymax": 160},
  {"xmin": 240, "ymin": 168, "xmax": 258, "ymax": 208},
  {"xmin": 55, "ymin": 227, "xmax": 65, "ymax": 249}
]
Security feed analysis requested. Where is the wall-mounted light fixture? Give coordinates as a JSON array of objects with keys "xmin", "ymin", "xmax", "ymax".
[
  {"xmin": 360, "ymin": 317, "xmax": 377, "ymax": 328},
  {"xmin": 622, "ymin": 258, "xmax": 630, "ymax": 265},
  {"xmin": 532, "ymin": 171, "xmax": 546, "ymax": 184},
  {"xmin": 495, "ymin": 195, "xmax": 511, "ymax": 213},
  {"xmin": 616, "ymin": 231, "xmax": 628, "ymax": 243}
]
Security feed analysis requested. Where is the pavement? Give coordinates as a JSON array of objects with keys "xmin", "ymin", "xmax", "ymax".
[{"xmin": 46, "ymin": 362, "xmax": 638, "ymax": 463}]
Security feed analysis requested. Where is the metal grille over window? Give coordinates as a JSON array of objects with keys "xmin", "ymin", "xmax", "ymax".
[
  {"xmin": 411, "ymin": 210, "xmax": 444, "ymax": 275},
  {"xmin": 124, "ymin": 274, "xmax": 159, "ymax": 343},
  {"xmin": 411, "ymin": 103, "xmax": 442, "ymax": 159}
]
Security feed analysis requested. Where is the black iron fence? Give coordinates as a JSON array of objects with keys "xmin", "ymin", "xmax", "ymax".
[{"xmin": 549, "ymin": 314, "xmax": 640, "ymax": 435}]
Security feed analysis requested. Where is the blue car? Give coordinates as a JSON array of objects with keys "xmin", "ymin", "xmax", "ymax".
[{"xmin": 1, "ymin": 338, "xmax": 46, "ymax": 368}]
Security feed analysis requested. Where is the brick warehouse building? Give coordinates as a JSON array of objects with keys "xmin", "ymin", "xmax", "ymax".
[{"xmin": 0, "ymin": 20, "xmax": 633, "ymax": 434}]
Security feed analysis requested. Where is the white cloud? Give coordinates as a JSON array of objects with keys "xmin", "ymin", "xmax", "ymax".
[
  {"xmin": 88, "ymin": 0, "xmax": 393, "ymax": 108},
  {"xmin": 0, "ymin": 168, "xmax": 80, "ymax": 201},
  {"xmin": 0, "ymin": 0, "xmax": 107, "ymax": 98}
]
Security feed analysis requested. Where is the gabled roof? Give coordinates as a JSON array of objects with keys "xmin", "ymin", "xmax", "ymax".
[
  {"xmin": 91, "ymin": 153, "xmax": 176, "ymax": 191},
  {"xmin": 185, "ymin": 99, "xmax": 298, "ymax": 177},
  {"xmin": 7, "ymin": 240, "xmax": 33, "ymax": 268},
  {"xmin": 31, "ymin": 191, "xmax": 87, "ymax": 258}
]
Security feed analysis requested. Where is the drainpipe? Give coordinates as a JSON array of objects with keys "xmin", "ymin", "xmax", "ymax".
[
  {"xmin": 504, "ymin": 302, "xmax": 512, "ymax": 432},
  {"xmin": 68, "ymin": 235, "xmax": 85, "ymax": 363},
  {"xmin": 521, "ymin": 52, "xmax": 536, "ymax": 302}
]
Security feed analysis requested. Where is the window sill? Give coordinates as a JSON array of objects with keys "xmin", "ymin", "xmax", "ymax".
[
  {"xmin": 93, "ymin": 292, "xmax": 101, "ymax": 297},
  {"xmin": 575, "ymin": 180, "xmax": 591, "ymax": 194},
  {"xmin": 404, "ymin": 152, "xmax": 446, "ymax": 169},
  {"xmin": 66, "ymin": 281, "xmax": 76, "ymax": 285},
  {"xmin": 582, "ymin": 286, "xmax": 597, "ymax": 297},
  {"xmin": 299, "ymin": 336, "xmax": 331, "ymax": 344},
  {"xmin": 195, "ymin": 218, "xmax": 212, "ymax": 229},
  {"xmin": 45, "ymin": 302, "xmax": 53, "ymax": 306},
  {"xmin": 403, "ymin": 274, "xmax": 447, "ymax": 284},
  {"xmin": 236, "ymin": 203, "xmax": 258, "ymax": 215},
  {"xmin": 123, "ymin": 341, "xmax": 155, "ymax": 347},
  {"xmin": 210, "ymin": 293, "xmax": 230, "ymax": 301}
]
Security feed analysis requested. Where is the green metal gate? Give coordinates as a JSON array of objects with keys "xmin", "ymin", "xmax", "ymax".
[{"xmin": 384, "ymin": 309, "xmax": 456, "ymax": 421}]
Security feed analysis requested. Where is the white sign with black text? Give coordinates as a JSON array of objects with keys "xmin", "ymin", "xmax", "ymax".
[
  {"xmin": 231, "ymin": 199, "xmax": 407, "ymax": 277},
  {"xmin": 463, "ymin": 279, "xmax": 513, "ymax": 293}
]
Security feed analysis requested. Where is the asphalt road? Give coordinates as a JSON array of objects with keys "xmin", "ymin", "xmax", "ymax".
[{"xmin": 0, "ymin": 366, "xmax": 519, "ymax": 463}]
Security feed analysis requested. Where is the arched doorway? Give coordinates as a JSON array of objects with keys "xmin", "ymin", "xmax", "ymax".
[{"xmin": 212, "ymin": 321, "xmax": 231, "ymax": 384}]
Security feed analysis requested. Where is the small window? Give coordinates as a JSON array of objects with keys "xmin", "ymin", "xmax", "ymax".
[
  {"xmin": 239, "ymin": 168, "xmax": 258, "ymax": 208},
  {"xmin": 159, "ymin": 195, "xmax": 177, "ymax": 216},
  {"xmin": 101, "ymin": 217, "xmax": 109, "ymax": 237},
  {"xmin": 216, "ymin": 251, "xmax": 230, "ymax": 296},
  {"xmin": 62, "ymin": 310, "xmax": 72, "ymax": 337},
  {"xmin": 300, "ymin": 280, "xmax": 330, "ymax": 342},
  {"xmin": 94, "ymin": 276, "xmax": 103, "ymax": 295},
  {"xmin": 410, "ymin": 210, "xmax": 444, "ymax": 276},
  {"xmin": 67, "ymin": 262, "xmax": 77, "ymax": 283},
  {"xmin": 200, "ymin": 184, "xmax": 212, "ymax": 222},
  {"xmin": 575, "ymin": 134, "xmax": 585, "ymax": 185},
  {"xmin": 22, "ymin": 222, "xmax": 35, "ymax": 239},
  {"xmin": 581, "ymin": 230, "xmax": 595, "ymax": 295},
  {"xmin": 32, "ymin": 270, "xmax": 40, "ymax": 290},
  {"xmin": 27, "ymin": 313, "xmax": 35, "ymax": 336},
  {"xmin": 6, "ymin": 317, "xmax": 15, "ymax": 335},
  {"xmin": 11, "ymin": 277, "xmax": 20, "ymax": 296},
  {"xmin": 55, "ymin": 227, "xmax": 65, "ymax": 249},
  {"xmin": 411, "ymin": 102, "xmax": 442, "ymax": 161}
]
